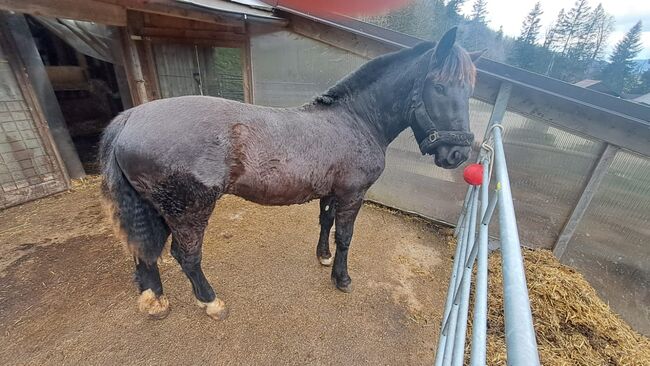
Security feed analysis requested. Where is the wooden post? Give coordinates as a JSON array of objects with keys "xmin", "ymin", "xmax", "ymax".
[
  {"xmin": 141, "ymin": 40, "xmax": 161, "ymax": 100},
  {"xmin": 113, "ymin": 64, "xmax": 133, "ymax": 110},
  {"xmin": 119, "ymin": 28, "xmax": 149, "ymax": 105},
  {"xmin": 242, "ymin": 39, "xmax": 253, "ymax": 103},
  {"xmin": 119, "ymin": 10, "xmax": 162, "ymax": 105}
]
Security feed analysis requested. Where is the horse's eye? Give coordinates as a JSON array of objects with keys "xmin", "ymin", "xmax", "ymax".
[{"xmin": 433, "ymin": 84, "xmax": 446, "ymax": 94}]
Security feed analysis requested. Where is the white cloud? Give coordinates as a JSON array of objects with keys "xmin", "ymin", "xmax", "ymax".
[{"xmin": 460, "ymin": 0, "xmax": 650, "ymax": 58}]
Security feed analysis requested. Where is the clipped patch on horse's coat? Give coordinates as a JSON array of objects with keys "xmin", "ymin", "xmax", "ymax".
[
  {"xmin": 226, "ymin": 123, "xmax": 249, "ymax": 191},
  {"xmin": 138, "ymin": 289, "xmax": 170, "ymax": 320},
  {"xmin": 192, "ymin": 133, "xmax": 229, "ymax": 189}
]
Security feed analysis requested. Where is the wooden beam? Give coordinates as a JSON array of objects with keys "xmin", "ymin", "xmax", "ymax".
[
  {"xmin": 143, "ymin": 12, "xmax": 241, "ymax": 33},
  {"xmin": 100, "ymin": 0, "xmax": 247, "ymax": 28},
  {"xmin": 287, "ymin": 14, "xmax": 395, "ymax": 59},
  {"xmin": 0, "ymin": 0, "xmax": 126, "ymax": 26},
  {"xmin": 143, "ymin": 36, "xmax": 244, "ymax": 48},
  {"xmin": 127, "ymin": 11, "xmax": 247, "ymax": 46},
  {"xmin": 140, "ymin": 27, "xmax": 247, "ymax": 43},
  {"xmin": 553, "ymin": 144, "xmax": 619, "ymax": 259}
]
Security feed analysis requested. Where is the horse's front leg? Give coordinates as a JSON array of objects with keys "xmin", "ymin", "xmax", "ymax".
[
  {"xmin": 331, "ymin": 192, "xmax": 365, "ymax": 293},
  {"xmin": 316, "ymin": 196, "xmax": 336, "ymax": 266}
]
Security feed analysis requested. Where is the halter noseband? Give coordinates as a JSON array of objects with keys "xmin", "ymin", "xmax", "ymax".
[{"xmin": 408, "ymin": 53, "xmax": 474, "ymax": 155}]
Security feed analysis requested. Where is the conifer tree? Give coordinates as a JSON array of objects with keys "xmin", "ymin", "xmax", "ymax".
[
  {"xmin": 601, "ymin": 21, "xmax": 644, "ymax": 93},
  {"xmin": 495, "ymin": 25, "xmax": 504, "ymax": 41},
  {"xmin": 470, "ymin": 0, "xmax": 488, "ymax": 24},
  {"xmin": 509, "ymin": 2, "xmax": 544, "ymax": 71},
  {"xmin": 543, "ymin": 16, "xmax": 561, "ymax": 50},
  {"xmin": 556, "ymin": 0, "xmax": 592, "ymax": 56},
  {"xmin": 445, "ymin": 0, "xmax": 467, "ymax": 28},
  {"xmin": 588, "ymin": 3, "xmax": 615, "ymax": 61},
  {"xmin": 519, "ymin": 2, "xmax": 543, "ymax": 44},
  {"xmin": 464, "ymin": 0, "xmax": 489, "ymax": 50}
]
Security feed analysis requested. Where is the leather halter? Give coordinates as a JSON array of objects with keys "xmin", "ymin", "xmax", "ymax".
[{"xmin": 408, "ymin": 53, "xmax": 474, "ymax": 155}]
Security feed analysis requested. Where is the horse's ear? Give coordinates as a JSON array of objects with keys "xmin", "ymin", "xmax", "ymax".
[
  {"xmin": 469, "ymin": 49, "xmax": 487, "ymax": 63},
  {"xmin": 433, "ymin": 27, "xmax": 457, "ymax": 64}
]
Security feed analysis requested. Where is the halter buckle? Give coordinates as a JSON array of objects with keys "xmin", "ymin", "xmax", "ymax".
[{"xmin": 427, "ymin": 131, "xmax": 439, "ymax": 143}]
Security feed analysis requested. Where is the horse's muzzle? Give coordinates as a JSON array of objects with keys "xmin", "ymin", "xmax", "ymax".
[{"xmin": 433, "ymin": 145, "xmax": 470, "ymax": 169}]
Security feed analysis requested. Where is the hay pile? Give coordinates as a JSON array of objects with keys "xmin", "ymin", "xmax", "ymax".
[
  {"xmin": 478, "ymin": 248, "xmax": 650, "ymax": 365},
  {"xmin": 70, "ymin": 175, "xmax": 102, "ymax": 190}
]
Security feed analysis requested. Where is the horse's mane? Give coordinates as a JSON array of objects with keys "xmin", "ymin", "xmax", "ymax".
[
  {"xmin": 430, "ymin": 45, "xmax": 477, "ymax": 89},
  {"xmin": 314, "ymin": 41, "xmax": 476, "ymax": 105}
]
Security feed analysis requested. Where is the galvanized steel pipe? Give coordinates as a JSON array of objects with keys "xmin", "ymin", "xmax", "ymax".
[
  {"xmin": 435, "ymin": 127, "xmax": 539, "ymax": 365},
  {"xmin": 492, "ymin": 127, "xmax": 540, "ymax": 365}
]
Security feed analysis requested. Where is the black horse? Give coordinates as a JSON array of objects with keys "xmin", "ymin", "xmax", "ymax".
[{"xmin": 100, "ymin": 28, "xmax": 483, "ymax": 320}]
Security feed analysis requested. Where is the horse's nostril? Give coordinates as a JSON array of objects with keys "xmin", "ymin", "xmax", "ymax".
[{"xmin": 452, "ymin": 150, "xmax": 462, "ymax": 162}]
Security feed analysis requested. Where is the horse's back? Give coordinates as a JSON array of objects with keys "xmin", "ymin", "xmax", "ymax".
[{"xmin": 112, "ymin": 96, "xmax": 239, "ymax": 191}]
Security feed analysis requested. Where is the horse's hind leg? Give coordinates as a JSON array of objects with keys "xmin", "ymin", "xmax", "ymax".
[
  {"xmin": 151, "ymin": 173, "xmax": 227, "ymax": 321},
  {"xmin": 135, "ymin": 259, "xmax": 170, "ymax": 319},
  {"xmin": 169, "ymin": 221, "xmax": 228, "ymax": 321},
  {"xmin": 131, "ymin": 222, "xmax": 171, "ymax": 319},
  {"xmin": 316, "ymin": 196, "xmax": 336, "ymax": 266},
  {"xmin": 101, "ymin": 173, "xmax": 171, "ymax": 319}
]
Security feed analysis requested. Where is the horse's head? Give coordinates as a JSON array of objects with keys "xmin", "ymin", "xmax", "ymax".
[{"xmin": 409, "ymin": 28, "xmax": 485, "ymax": 169}]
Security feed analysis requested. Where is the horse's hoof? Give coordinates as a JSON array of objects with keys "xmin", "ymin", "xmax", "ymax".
[
  {"xmin": 197, "ymin": 298, "xmax": 229, "ymax": 321},
  {"xmin": 331, "ymin": 277, "xmax": 353, "ymax": 293},
  {"xmin": 138, "ymin": 289, "xmax": 170, "ymax": 320},
  {"xmin": 318, "ymin": 256, "xmax": 333, "ymax": 266},
  {"xmin": 337, "ymin": 283, "xmax": 353, "ymax": 293}
]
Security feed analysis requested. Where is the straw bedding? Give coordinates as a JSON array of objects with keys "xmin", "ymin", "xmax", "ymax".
[{"xmin": 474, "ymin": 248, "xmax": 650, "ymax": 365}]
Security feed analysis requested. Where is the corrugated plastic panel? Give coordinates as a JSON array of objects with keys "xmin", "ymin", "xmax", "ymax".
[
  {"xmin": 250, "ymin": 30, "xmax": 366, "ymax": 107},
  {"xmin": 499, "ymin": 112, "xmax": 604, "ymax": 248},
  {"xmin": 564, "ymin": 151, "xmax": 650, "ymax": 335}
]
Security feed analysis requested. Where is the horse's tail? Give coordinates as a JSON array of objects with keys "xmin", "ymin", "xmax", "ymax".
[{"xmin": 100, "ymin": 110, "xmax": 168, "ymax": 264}]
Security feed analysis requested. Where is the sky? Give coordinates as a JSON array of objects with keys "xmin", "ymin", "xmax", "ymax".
[{"xmin": 459, "ymin": 0, "xmax": 650, "ymax": 59}]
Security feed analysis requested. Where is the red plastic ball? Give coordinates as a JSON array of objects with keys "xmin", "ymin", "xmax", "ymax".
[{"xmin": 463, "ymin": 164, "xmax": 483, "ymax": 186}]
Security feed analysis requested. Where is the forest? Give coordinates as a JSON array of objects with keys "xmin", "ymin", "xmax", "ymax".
[{"xmin": 363, "ymin": 0, "xmax": 649, "ymax": 96}]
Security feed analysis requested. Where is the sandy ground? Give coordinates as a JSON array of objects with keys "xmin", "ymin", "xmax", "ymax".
[{"xmin": 0, "ymin": 179, "xmax": 452, "ymax": 365}]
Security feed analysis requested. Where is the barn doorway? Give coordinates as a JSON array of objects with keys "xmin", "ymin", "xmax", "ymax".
[
  {"xmin": 26, "ymin": 17, "xmax": 126, "ymax": 174},
  {"xmin": 151, "ymin": 42, "xmax": 245, "ymax": 101}
]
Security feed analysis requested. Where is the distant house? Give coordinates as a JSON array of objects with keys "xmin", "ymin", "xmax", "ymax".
[
  {"xmin": 634, "ymin": 92, "xmax": 650, "ymax": 106},
  {"xmin": 573, "ymin": 79, "xmax": 620, "ymax": 97}
]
